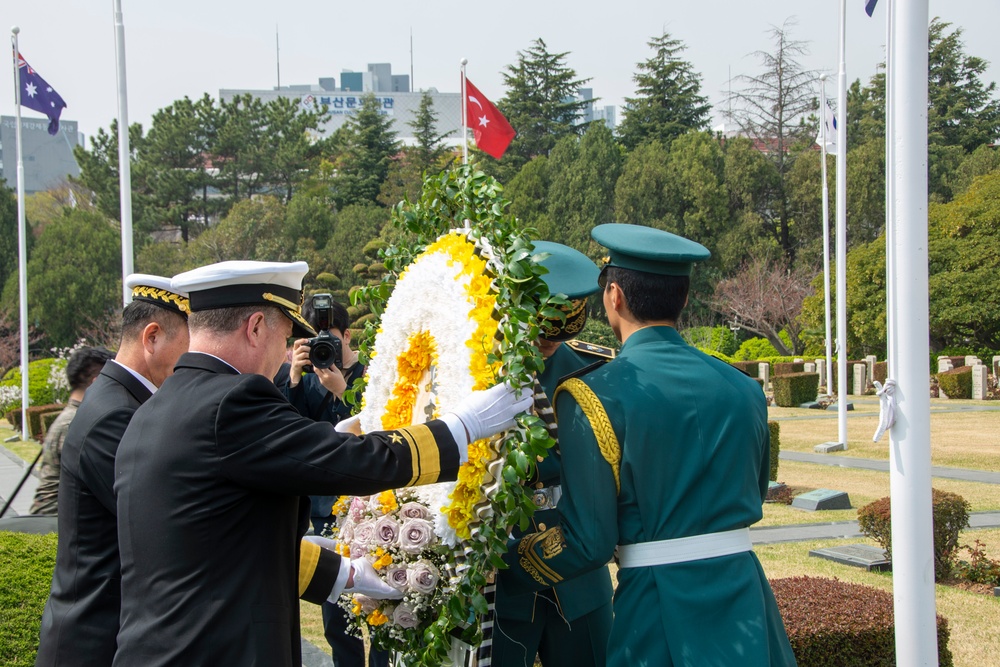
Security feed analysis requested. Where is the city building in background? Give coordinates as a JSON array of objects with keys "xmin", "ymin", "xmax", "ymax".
[{"xmin": 0, "ymin": 116, "xmax": 82, "ymax": 194}]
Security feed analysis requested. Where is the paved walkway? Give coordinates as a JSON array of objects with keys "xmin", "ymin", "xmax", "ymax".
[
  {"xmin": 780, "ymin": 450, "xmax": 1000, "ymax": 485},
  {"xmin": 0, "ymin": 441, "xmax": 38, "ymax": 517}
]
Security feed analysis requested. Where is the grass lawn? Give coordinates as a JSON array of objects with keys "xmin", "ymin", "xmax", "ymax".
[{"xmin": 770, "ymin": 397, "xmax": 1000, "ymax": 472}]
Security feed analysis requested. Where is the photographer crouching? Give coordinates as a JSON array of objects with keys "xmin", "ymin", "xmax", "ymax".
[{"xmin": 275, "ymin": 293, "xmax": 388, "ymax": 667}]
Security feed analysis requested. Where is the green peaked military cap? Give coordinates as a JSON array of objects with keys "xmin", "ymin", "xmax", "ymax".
[
  {"xmin": 592, "ymin": 223, "xmax": 710, "ymax": 276},
  {"xmin": 533, "ymin": 241, "xmax": 600, "ymax": 299}
]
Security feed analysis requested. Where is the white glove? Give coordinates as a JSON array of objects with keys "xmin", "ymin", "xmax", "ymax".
[
  {"xmin": 334, "ymin": 413, "xmax": 363, "ymax": 435},
  {"xmin": 302, "ymin": 534, "xmax": 338, "ymax": 550},
  {"xmin": 447, "ymin": 383, "xmax": 534, "ymax": 444},
  {"xmin": 345, "ymin": 558, "xmax": 404, "ymax": 600}
]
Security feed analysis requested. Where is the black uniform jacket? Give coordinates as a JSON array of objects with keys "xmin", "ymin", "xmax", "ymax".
[
  {"xmin": 112, "ymin": 353, "xmax": 460, "ymax": 667},
  {"xmin": 36, "ymin": 361, "xmax": 152, "ymax": 667}
]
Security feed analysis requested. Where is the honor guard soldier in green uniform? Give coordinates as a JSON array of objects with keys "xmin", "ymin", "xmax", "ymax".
[
  {"xmin": 501, "ymin": 225, "xmax": 797, "ymax": 667},
  {"xmin": 490, "ymin": 241, "xmax": 615, "ymax": 667}
]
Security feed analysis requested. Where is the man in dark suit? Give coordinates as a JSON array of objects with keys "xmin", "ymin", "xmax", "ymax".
[
  {"xmin": 112, "ymin": 260, "xmax": 532, "ymax": 667},
  {"xmin": 35, "ymin": 274, "xmax": 190, "ymax": 667}
]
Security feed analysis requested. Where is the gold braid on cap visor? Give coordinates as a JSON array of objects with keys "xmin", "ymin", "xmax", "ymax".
[
  {"xmin": 263, "ymin": 291, "xmax": 303, "ymax": 313},
  {"xmin": 540, "ymin": 298, "xmax": 587, "ymax": 341},
  {"xmin": 131, "ymin": 286, "xmax": 190, "ymax": 314}
]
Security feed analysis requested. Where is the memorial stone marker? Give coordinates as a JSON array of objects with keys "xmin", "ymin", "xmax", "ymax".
[
  {"xmin": 973, "ymin": 364, "xmax": 988, "ymax": 400},
  {"xmin": 809, "ymin": 544, "xmax": 892, "ymax": 572},
  {"xmin": 852, "ymin": 363, "xmax": 867, "ymax": 395},
  {"xmin": 791, "ymin": 489, "xmax": 852, "ymax": 511}
]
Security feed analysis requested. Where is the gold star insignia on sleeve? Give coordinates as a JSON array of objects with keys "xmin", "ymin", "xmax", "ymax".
[{"xmin": 390, "ymin": 432, "xmax": 403, "ymax": 445}]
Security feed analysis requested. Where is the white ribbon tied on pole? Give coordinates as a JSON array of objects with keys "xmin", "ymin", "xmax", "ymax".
[{"xmin": 872, "ymin": 379, "xmax": 897, "ymax": 442}]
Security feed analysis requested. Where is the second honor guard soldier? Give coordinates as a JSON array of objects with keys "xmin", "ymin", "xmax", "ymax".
[
  {"xmin": 112, "ymin": 260, "xmax": 532, "ymax": 667},
  {"xmin": 500, "ymin": 225, "xmax": 796, "ymax": 666},
  {"xmin": 490, "ymin": 241, "xmax": 614, "ymax": 667}
]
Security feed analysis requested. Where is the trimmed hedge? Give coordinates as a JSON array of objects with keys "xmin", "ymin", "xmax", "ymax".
[
  {"xmin": 6, "ymin": 404, "xmax": 64, "ymax": 440},
  {"xmin": 768, "ymin": 420, "xmax": 780, "ymax": 482},
  {"xmin": 829, "ymin": 361, "xmax": 868, "ymax": 393},
  {"xmin": 937, "ymin": 366, "xmax": 972, "ymax": 399},
  {"xmin": 772, "ymin": 373, "xmax": 819, "ymax": 407},
  {"xmin": 0, "ymin": 531, "xmax": 58, "ymax": 665},
  {"xmin": 771, "ymin": 576, "xmax": 953, "ymax": 667},
  {"xmin": 774, "ymin": 361, "xmax": 805, "ymax": 376},
  {"xmin": 872, "ymin": 361, "xmax": 887, "ymax": 385},
  {"xmin": 731, "ymin": 361, "xmax": 760, "ymax": 378},
  {"xmin": 857, "ymin": 488, "xmax": 971, "ymax": 581}
]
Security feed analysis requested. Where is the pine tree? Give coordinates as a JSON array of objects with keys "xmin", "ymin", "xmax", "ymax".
[
  {"xmin": 493, "ymin": 39, "xmax": 592, "ymax": 182},
  {"xmin": 408, "ymin": 91, "xmax": 447, "ymax": 172},
  {"xmin": 332, "ymin": 94, "xmax": 400, "ymax": 208},
  {"xmin": 617, "ymin": 31, "xmax": 712, "ymax": 152}
]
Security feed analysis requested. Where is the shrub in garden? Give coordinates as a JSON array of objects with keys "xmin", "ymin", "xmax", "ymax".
[
  {"xmin": 772, "ymin": 373, "xmax": 819, "ymax": 407},
  {"xmin": 734, "ymin": 337, "xmax": 779, "ymax": 361},
  {"xmin": 770, "ymin": 576, "xmax": 953, "ymax": 667},
  {"xmin": 857, "ymin": 489, "xmax": 971, "ymax": 580},
  {"xmin": 0, "ymin": 531, "xmax": 58, "ymax": 665},
  {"xmin": 731, "ymin": 361, "xmax": 760, "ymax": 378},
  {"xmin": 953, "ymin": 539, "xmax": 1000, "ymax": 586},
  {"xmin": 936, "ymin": 366, "xmax": 972, "ymax": 399},
  {"xmin": 768, "ymin": 420, "xmax": 780, "ymax": 481},
  {"xmin": 0, "ymin": 358, "xmax": 63, "ymax": 418},
  {"xmin": 6, "ymin": 404, "xmax": 65, "ymax": 440},
  {"xmin": 873, "ymin": 361, "xmax": 887, "ymax": 384},
  {"xmin": 774, "ymin": 362, "xmax": 805, "ymax": 376}
]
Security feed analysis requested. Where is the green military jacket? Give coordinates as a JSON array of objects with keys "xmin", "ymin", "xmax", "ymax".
[
  {"xmin": 495, "ymin": 341, "xmax": 614, "ymax": 623},
  {"xmin": 502, "ymin": 326, "xmax": 797, "ymax": 666},
  {"xmin": 30, "ymin": 399, "xmax": 81, "ymax": 515}
]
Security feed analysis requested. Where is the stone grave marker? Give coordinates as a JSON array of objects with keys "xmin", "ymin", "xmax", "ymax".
[
  {"xmin": 758, "ymin": 362, "xmax": 769, "ymax": 390},
  {"xmin": 852, "ymin": 363, "xmax": 867, "ymax": 395},
  {"xmin": 809, "ymin": 544, "xmax": 891, "ymax": 572},
  {"xmin": 993, "ymin": 356, "xmax": 1000, "ymax": 377},
  {"xmin": 815, "ymin": 441, "xmax": 846, "ymax": 453},
  {"xmin": 791, "ymin": 489, "xmax": 851, "ymax": 511},
  {"xmin": 865, "ymin": 355, "xmax": 877, "ymax": 381},
  {"xmin": 815, "ymin": 359, "xmax": 826, "ymax": 390},
  {"xmin": 973, "ymin": 365, "xmax": 988, "ymax": 400},
  {"xmin": 804, "ymin": 362, "xmax": 816, "ymax": 373},
  {"xmin": 938, "ymin": 357, "xmax": 954, "ymax": 373},
  {"xmin": 965, "ymin": 355, "xmax": 981, "ymax": 367}
]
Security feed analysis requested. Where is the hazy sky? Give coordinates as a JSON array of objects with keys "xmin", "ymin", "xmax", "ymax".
[{"xmin": 5, "ymin": 1, "xmax": 999, "ymax": 141}]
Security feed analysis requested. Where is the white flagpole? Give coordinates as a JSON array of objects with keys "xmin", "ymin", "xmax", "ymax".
[
  {"xmin": 836, "ymin": 0, "xmax": 849, "ymax": 448},
  {"xmin": 460, "ymin": 58, "xmax": 468, "ymax": 165},
  {"xmin": 889, "ymin": 0, "xmax": 938, "ymax": 663},
  {"xmin": 885, "ymin": 0, "xmax": 896, "ymax": 373},
  {"xmin": 10, "ymin": 27, "xmax": 30, "ymax": 440},
  {"xmin": 113, "ymin": 0, "xmax": 134, "ymax": 305},
  {"xmin": 819, "ymin": 75, "xmax": 833, "ymax": 398}
]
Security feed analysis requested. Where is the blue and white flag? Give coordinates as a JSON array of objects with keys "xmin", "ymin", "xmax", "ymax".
[
  {"xmin": 865, "ymin": 0, "xmax": 879, "ymax": 17},
  {"xmin": 817, "ymin": 101, "xmax": 839, "ymax": 156},
  {"xmin": 16, "ymin": 52, "xmax": 67, "ymax": 135}
]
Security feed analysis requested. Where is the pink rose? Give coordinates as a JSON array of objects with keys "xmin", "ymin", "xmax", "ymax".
[
  {"xmin": 349, "ymin": 496, "xmax": 368, "ymax": 522},
  {"xmin": 392, "ymin": 602, "xmax": 420, "ymax": 629},
  {"xmin": 399, "ymin": 502, "xmax": 431, "ymax": 520},
  {"xmin": 385, "ymin": 565, "xmax": 410, "ymax": 592},
  {"xmin": 352, "ymin": 520, "xmax": 376, "ymax": 554},
  {"xmin": 374, "ymin": 515, "xmax": 400, "ymax": 547},
  {"xmin": 407, "ymin": 560, "xmax": 440, "ymax": 595},
  {"xmin": 354, "ymin": 594, "xmax": 379, "ymax": 614},
  {"xmin": 398, "ymin": 519, "xmax": 435, "ymax": 554}
]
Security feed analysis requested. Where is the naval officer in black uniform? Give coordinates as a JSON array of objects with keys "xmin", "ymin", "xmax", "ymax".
[{"xmin": 112, "ymin": 260, "xmax": 532, "ymax": 667}]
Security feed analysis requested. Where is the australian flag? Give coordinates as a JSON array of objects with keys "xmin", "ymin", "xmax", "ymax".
[
  {"xmin": 16, "ymin": 53, "xmax": 67, "ymax": 135},
  {"xmin": 865, "ymin": 0, "xmax": 879, "ymax": 16}
]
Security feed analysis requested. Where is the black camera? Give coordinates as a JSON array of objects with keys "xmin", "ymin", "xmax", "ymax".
[{"xmin": 307, "ymin": 293, "xmax": 342, "ymax": 370}]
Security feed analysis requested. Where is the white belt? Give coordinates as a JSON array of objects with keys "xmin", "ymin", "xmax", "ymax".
[{"xmin": 616, "ymin": 528, "xmax": 752, "ymax": 568}]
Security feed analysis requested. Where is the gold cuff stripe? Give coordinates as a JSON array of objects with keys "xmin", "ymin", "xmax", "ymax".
[
  {"xmin": 523, "ymin": 531, "xmax": 563, "ymax": 584},
  {"xmin": 298, "ymin": 540, "xmax": 321, "ymax": 597},
  {"xmin": 554, "ymin": 378, "xmax": 621, "ymax": 494},
  {"xmin": 131, "ymin": 286, "xmax": 190, "ymax": 313},
  {"xmin": 397, "ymin": 425, "xmax": 441, "ymax": 487}
]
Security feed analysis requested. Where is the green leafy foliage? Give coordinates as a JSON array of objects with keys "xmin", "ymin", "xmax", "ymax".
[
  {"xmin": 770, "ymin": 576, "xmax": 953, "ymax": 667},
  {"xmin": 0, "ymin": 358, "xmax": 63, "ymax": 416},
  {"xmin": 0, "ymin": 531, "xmax": 57, "ymax": 665},
  {"xmin": 768, "ymin": 421, "xmax": 780, "ymax": 482},
  {"xmin": 858, "ymin": 489, "xmax": 971, "ymax": 581},
  {"xmin": 733, "ymin": 337, "xmax": 780, "ymax": 361}
]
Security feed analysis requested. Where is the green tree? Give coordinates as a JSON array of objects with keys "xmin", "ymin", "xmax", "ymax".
[
  {"xmin": 947, "ymin": 145, "xmax": 1000, "ymax": 198},
  {"xmin": 408, "ymin": 92, "xmax": 448, "ymax": 171},
  {"xmin": 614, "ymin": 140, "xmax": 671, "ymax": 229},
  {"xmin": 727, "ymin": 20, "xmax": 817, "ymax": 262},
  {"xmin": 504, "ymin": 156, "xmax": 552, "ymax": 234},
  {"xmin": 194, "ymin": 196, "xmax": 289, "ymax": 264},
  {"xmin": 72, "ymin": 120, "xmax": 148, "ymax": 227},
  {"xmin": 324, "ymin": 204, "xmax": 390, "ymax": 284},
  {"xmin": 717, "ymin": 136, "xmax": 783, "ymax": 270},
  {"xmin": 333, "ymin": 94, "xmax": 400, "ymax": 208},
  {"xmin": 493, "ymin": 39, "xmax": 592, "ymax": 181},
  {"xmin": 262, "ymin": 96, "xmax": 330, "ymax": 202},
  {"xmin": 541, "ymin": 123, "xmax": 621, "ymax": 252},
  {"xmin": 212, "ymin": 94, "xmax": 269, "ymax": 202},
  {"xmin": 1, "ymin": 209, "xmax": 121, "ymax": 347},
  {"xmin": 0, "ymin": 182, "xmax": 21, "ymax": 295},
  {"xmin": 617, "ymin": 31, "xmax": 711, "ymax": 152}
]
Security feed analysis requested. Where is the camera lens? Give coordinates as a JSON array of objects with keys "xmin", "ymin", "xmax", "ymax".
[{"xmin": 307, "ymin": 333, "xmax": 342, "ymax": 370}]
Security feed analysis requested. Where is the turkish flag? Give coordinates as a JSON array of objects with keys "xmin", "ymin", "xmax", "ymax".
[{"xmin": 465, "ymin": 78, "xmax": 516, "ymax": 159}]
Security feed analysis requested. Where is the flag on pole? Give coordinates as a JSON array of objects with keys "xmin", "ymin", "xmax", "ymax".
[
  {"xmin": 865, "ymin": 0, "xmax": 879, "ymax": 17},
  {"xmin": 15, "ymin": 52, "xmax": 66, "ymax": 135},
  {"xmin": 464, "ymin": 78, "xmax": 515, "ymax": 159},
  {"xmin": 817, "ymin": 101, "xmax": 839, "ymax": 156}
]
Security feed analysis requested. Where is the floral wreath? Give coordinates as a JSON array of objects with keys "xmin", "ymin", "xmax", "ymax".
[{"xmin": 334, "ymin": 166, "xmax": 558, "ymax": 667}]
